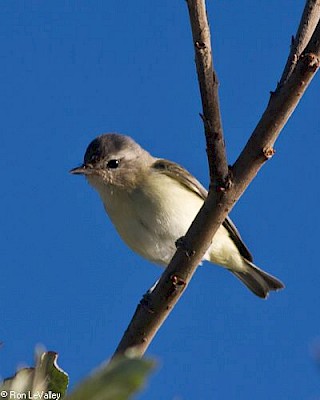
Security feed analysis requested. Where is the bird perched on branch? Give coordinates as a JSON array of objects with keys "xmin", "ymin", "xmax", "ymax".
[{"xmin": 70, "ymin": 133, "xmax": 284, "ymax": 298}]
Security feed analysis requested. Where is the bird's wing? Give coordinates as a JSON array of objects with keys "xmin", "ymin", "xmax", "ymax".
[
  {"xmin": 222, "ymin": 216, "xmax": 253, "ymax": 261},
  {"xmin": 151, "ymin": 158, "xmax": 253, "ymax": 262},
  {"xmin": 152, "ymin": 159, "xmax": 208, "ymax": 199}
]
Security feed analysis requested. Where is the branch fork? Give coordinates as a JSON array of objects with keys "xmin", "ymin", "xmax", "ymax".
[{"xmin": 112, "ymin": 1, "xmax": 320, "ymax": 358}]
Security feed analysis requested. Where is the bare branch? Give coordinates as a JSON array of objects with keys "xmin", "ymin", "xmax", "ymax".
[
  {"xmin": 186, "ymin": 0, "xmax": 229, "ymax": 189},
  {"xmin": 112, "ymin": 3, "xmax": 320, "ymax": 358},
  {"xmin": 279, "ymin": 0, "xmax": 320, "ymax": 87}
]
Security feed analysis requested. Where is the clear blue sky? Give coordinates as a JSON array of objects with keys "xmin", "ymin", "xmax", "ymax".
[{"xmin": 1, "ymin": 1, "xmax": 319, "ymax": 399}]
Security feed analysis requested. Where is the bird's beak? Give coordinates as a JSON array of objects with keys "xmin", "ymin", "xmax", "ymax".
[{"xmin": 69, "ymin": 164, "xmax": 94, "ymax": 175}]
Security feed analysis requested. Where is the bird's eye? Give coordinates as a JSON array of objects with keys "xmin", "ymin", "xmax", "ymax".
[{"xmin": 106, "ymin": 159, "xmax": 120, "ymax": 169}]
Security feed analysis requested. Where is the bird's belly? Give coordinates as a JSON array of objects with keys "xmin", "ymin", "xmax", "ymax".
[
  {"xmin": 101, "ymin": 181, "xmax": 204, "ymax": 266},
  {"xmin": 115, "ymin": 217, "xmax": 178, "ymax": 266}
]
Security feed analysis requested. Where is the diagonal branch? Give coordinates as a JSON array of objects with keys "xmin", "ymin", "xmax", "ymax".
[
  {"xmin": 278, "ymin": 0, "xmax": 320, "ymax": 88},
  {"xmin": 112, "ymin": 2, "xmax": 320, "ymax": 358},
  {"xmin": 113, "ymin": 0, "xmax": 226, "ymax": 357}
]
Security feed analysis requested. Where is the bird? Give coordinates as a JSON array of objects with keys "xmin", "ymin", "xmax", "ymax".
[{"xmin": 70, "ymin": 133, "xmax": 284, "ymax": 298}]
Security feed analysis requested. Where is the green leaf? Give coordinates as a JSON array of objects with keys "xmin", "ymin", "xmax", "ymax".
[
  {"xmin": 38, "ymin": 351, "xmax": 69, "ymax": 396},
  {"xmin": 0, "ymin": 351, "xmax": 69, "ymax": 399},
  {"xmin": 66, "ymin": 356, "xmax": 155, "ymax": 400}
]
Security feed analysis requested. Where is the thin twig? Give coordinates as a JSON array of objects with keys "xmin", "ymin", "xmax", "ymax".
[
  {"xmin": 304, "ymin": 17, "xmax": 320, "ymax": 54},
  {"xmin": 112, "ymin": 4, "xmax": 320, "ymax": 358},
  {"xmin": 186, "ymin": 0, "xmax": 229, "ymax": 189},
  {"xmin": 278, "ymin": 0, "xmax": 320, "ymax": 88}
]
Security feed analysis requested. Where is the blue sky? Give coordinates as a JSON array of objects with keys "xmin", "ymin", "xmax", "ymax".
[{"xmin": 1, "ymin": 1, "xmax": 319, "ymax": 399}]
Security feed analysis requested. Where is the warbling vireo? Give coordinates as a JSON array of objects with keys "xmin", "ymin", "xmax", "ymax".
[{"xmin": 70, "ymin": 133, "xmax": 284, "ymax": 298}]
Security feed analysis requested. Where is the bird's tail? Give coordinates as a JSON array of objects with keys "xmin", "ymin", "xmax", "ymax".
[{"xmin": 232, "ymin": 259, "xmax": 284, "ymax": 298}]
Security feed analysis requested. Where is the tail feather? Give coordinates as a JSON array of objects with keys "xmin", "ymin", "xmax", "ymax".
[{"xmin": 232, "ymin": 259, "xmax": 284, "ymax": 298}]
